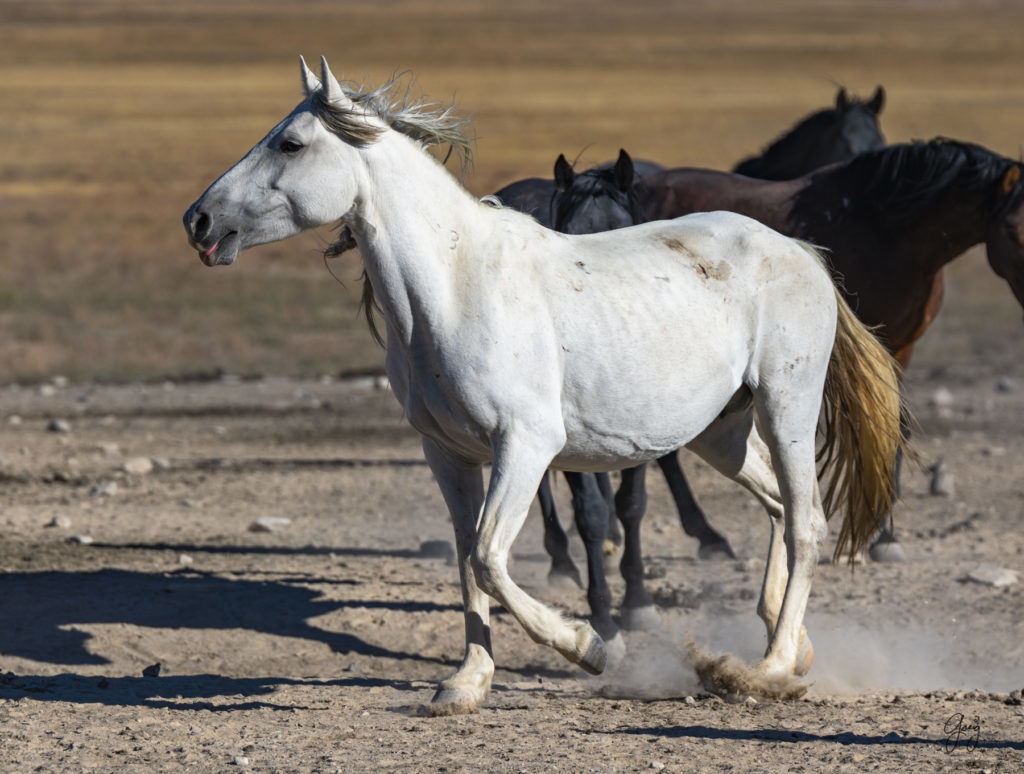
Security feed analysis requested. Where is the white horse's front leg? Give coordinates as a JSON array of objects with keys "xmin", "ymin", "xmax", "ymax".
[
  {"xmin": 420, "ymin": 439, "xmax": 493, "ymax": 716},
  {"xmin": 472, "ymin": 437, "xmax": 607, "ymax": 675}
]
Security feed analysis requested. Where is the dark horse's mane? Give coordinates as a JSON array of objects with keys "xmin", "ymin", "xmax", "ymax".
[
  {"xmin": 796, "ymin": 138, "xmax": 1024, "ymax": 225},
  {"xmin": 735, "ymin": 109, "xmax": 845, "ymax": 177}
]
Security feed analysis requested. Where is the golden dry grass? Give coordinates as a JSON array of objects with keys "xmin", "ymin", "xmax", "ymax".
[{"xmin": 1, "ymin": 0, "xmax": 1022, "ymax": 382}]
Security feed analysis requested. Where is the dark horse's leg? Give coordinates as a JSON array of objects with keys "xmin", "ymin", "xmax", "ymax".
[
  {"xmin": 538, "ymin": 472, "xmax": 584, "ymax": 588},
  {"xmin": 655, "ymin": 450, "xmax": 736, "ymax": 560},
  {"xmin": 615, "ymin": 464, "xmax": 661, "ymax": 631},
  {"xmin": 595, "ymin": 472, "xmax": 623, "ymax": 551},
  {"xmin": 563, "ymin": 472, "xmax": 620, "ymax": 645},
  {"xmin": 868, "ymin": 413, "xmax": 911, "ymax": 562}
]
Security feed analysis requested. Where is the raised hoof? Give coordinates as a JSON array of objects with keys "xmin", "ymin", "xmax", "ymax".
[
  {"xmin": 547, "ymin": 564, "xmax": 584, "ymax": 590},
  {"xmin": 578, "ymin": 634, "xmax": 608, "ymax": 675},
  {"xmin": 428, "ymin": 686, "xmax": 483, "ymax": 716},
  {"xmin": 619, "ymin": 604, "xmax": 661, "ymax": 631},
  {"xmin": 868, "ymin": 540, "xmax": 906, "ymax": 563},
  {"xmin": 698, "ymin": 540, "xmax": 737, "ymax": 561}
]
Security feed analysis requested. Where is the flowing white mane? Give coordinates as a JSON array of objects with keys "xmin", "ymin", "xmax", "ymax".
[{"xmin": 308, "ymin": 72, "xmax": 474, "ymax": 174}]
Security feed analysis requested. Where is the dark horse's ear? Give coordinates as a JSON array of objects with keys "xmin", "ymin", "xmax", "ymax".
[
  {"xmin": 868, "ymin": 85, "xmax": 886, "ymax": 115},
  {"xmin": 554, "ymin": 154, "xmax": 575, "ymax": 192},
  {"xmin": 835, "ymin": 87, "xmax": 850, "ymax": 112},
  {"xmin": 999, "ymin": 164, "xmax": 1022, "ymax": 197},
  {"xmin": 613, "ymin": 149, "xmax": 634, "ymax": 192}
]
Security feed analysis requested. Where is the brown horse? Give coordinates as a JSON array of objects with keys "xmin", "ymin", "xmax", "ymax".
[{"xmin": 553, "ymin": 138, "xmax": 1024, "ymax": 626}]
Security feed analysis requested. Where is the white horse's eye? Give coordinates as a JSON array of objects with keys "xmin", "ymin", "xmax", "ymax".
[{"xmin": 279, "ymin": 140, "xmax": 304, "ymax": 154}]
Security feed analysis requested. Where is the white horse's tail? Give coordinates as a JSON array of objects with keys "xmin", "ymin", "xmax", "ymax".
[{"xmin": 818, "ymin": 286, "xmax": 910, "ymax": 562}]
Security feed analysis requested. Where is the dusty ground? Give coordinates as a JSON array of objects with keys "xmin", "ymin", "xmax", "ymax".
[
  {"xmin": 2, "ymin": 0, "xmax": 1024, "ymax": 771},
  {"xmin": 0, "ymin": 317, "xmax": 1022, "ymax": 772}
]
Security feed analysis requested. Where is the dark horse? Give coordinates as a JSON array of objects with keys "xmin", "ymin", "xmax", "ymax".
[
  {"xmin": 733, "ymin": 86, "xmax": 885, "ymax": 179},
  {"xmin": 554, "ymin": 138, "xmax": 1024, "ymax": 627},
  {"xmin": 494, "ymin": 89, "xmax": 889, "ymax": 640}
]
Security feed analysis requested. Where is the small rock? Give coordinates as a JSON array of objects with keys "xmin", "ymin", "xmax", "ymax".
[
  {"xmin": 94, "ymin": 441, "xmax": 121, "ymax": 457},
  {"xmin": 151, "ymin": 457, "xmax": 171, "ymax": 471},
  {"xmin": 996, "ymin": 377, "xmax": 1015, "ymax": 393},
  {"xmin": 684, "ymin": 695, "xmax": 696, "ymax": 705},
  {"xmin": 38, "ymin": 384, "xmax": 57, "ymax": 397},
  {"xmin": 345, "ymin": 663, "xmax": 362, "ymax": 674},
  {"xmin": 142, "ymin": 663, "xmax": 161, "ymax": 678},
  {"xmin": 68, "ymin": 534, "xmax": 94, "ymax": 545},
  {"xmin": 47, "ymin": 419, "xmax": 72, "ymax": 434},
  {"xmin": 233, "ymin": 756, "xmax": 250, "ymax": 767},
  {"xmin": 929, "ymin": 387, "xmax": 955, "ymax": 409},
  {"xmin": 744, "ymin": 696, "xmax": 758, "ymax": 706},
  {"xmin": 123, "ymin": 457, "xmax": 154, "ymax": 476},
  {"xmin": 965, "ymin": 565, "xmax": 1019, "ymax": 588},
  {"xmin": 929, "ymin": 461, "xmax": 954, "ymax": 497},
  {"xmin": 89, "ymin": 481, "xmax": 118, "ymax": 497},
  {"xmin": 249, "ymin": 516, "xmax": 291, "ymax": 533},
  {"xmin": 45, "ymin": 515, "xmax": 72, "ymax": 529},
  {"xmin": 7, "ymin": 415, "xmax": 22, "ymax": 426},
  {"xmin": 880, "ymin": 731, "xmax": 902, "ymax": 743},
  {"xmin": 178, "ymin": 554, "xmax": 194, "ymax": 567},
  {"xmin": 649, "ymin": 762, "xmax": 665, "ymax": 771}
]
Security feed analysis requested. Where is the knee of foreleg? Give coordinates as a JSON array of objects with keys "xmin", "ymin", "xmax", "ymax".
[{"xmin": 470, "ymin": 549, "xmax": 504, "ymax": 593}]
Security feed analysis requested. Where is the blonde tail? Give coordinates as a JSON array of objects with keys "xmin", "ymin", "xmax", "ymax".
[{"xmin": 819, "ymin": 290, "xmax": 910, "ymax": 562}]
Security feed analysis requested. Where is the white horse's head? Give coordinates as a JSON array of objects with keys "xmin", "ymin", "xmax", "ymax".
[{"xmin": 183, "ymin": 57, "xmax": 385, "ymax": 266}]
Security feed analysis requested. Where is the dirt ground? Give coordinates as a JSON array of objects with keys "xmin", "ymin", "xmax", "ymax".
[
  {"xmin": 2, "ymin": 0, "xmax": 1024, "ymax": 771},
  {"xmin": 0, "ymin": 321, "xmax": 1022, "ymax": 772}
]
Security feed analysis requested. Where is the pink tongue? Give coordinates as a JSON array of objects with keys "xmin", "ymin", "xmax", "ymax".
[{"xmin": 204, "ymin": 241, "xmax": 219, "ymax": 257}]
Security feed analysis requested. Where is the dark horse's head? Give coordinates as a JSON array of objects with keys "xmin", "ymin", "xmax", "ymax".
[
  {"xmin": 733, "ymin": 86, "xmax": 886, "ymax": 180},
  {"xmin": 552, "ymin": 149, "xmax": 645, "ymax": 234},
  {"xmin": 985, "ymin": 159, "xmax": 1024, "ymax": 311}
]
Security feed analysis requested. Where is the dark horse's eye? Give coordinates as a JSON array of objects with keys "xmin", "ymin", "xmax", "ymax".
[{"xmin": 279, "ymin": 140, "xmax": 303, "ymax": 154}]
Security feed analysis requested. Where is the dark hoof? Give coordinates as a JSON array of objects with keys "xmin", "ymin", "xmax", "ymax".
[
  {"xmin": 698, "ymin": 540, "xmax": 737, "ymax": 561},
  {"xmin": 619, "ymin": 604, "xmax": 661, "ymax": 631},
  {"xmin": 868, "ymin": 540, "xmax": 906, "ymax": 563},
  {"xmin": 548, "ymin": 564, "xmax": 584, "ymax": 590}
]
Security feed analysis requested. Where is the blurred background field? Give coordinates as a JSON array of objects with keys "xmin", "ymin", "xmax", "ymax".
[{"xmin": 1, "ymin": 0, "xmax": 1022, "ymax": 383}]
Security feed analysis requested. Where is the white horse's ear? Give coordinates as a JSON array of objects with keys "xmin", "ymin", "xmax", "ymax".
[
  {"xmin": 300, "ymin": 56, "xmax": 321, "ymax": 98},
  {"xmin": 319, "ymin": 56, "xmax": 352, "ymax": 106}
]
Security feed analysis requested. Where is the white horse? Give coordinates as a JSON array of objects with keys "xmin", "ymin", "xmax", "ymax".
[{"xmin": 184, "ymin": 57, "xmax": 905, "ymax": 715}]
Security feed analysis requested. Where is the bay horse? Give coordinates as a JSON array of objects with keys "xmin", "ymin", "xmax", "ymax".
[
  {"xmin": 553, "ymin": 138, "xmax": 1024, "ymax": 628},
  {"xmin": 184, "ymin": 58, "xmax": 905, "ymax": 713}
]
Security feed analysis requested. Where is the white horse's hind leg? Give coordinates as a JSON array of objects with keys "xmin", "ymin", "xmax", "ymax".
[
  {"xmin": 472, "ymin": 437, "xmax": 606, "ymax": 675},
  {"xmin": 749, "ymin": 381, "xmax": 829, "ymax": 682},
  {"xmin": 686, "ymin": 406, "xmax": 815, "ymax": 678},
  {"xmin": 421, "ymin": 439, "xmax": 493, "ymax": 716}
]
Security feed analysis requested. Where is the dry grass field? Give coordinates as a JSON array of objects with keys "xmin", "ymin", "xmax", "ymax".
[{"xmin": 2, "ymin": 0, "xmax": 1023, "ymax": 382}]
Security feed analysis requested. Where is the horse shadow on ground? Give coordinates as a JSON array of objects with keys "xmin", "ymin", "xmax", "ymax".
[
  {"xmin": 0, "ymin": 670, "xmax": 405, "ymax": 712},
  {"xmin": 603, "ymin": 723, "xmax": 1024, "ymax": 752},
  {"xmin": 0, "ymin": 559, "xmax": 567, "ymax": 709}
]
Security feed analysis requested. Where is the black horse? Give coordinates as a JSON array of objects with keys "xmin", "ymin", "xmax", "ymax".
[{"xmin": 733, "ymin": 86, "xmax": 885, "ymax": 179}]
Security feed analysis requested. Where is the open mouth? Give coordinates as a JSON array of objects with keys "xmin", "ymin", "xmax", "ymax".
[{"xmin": 197, "ymin": 232, "xmax": 239, "ymax": 266}]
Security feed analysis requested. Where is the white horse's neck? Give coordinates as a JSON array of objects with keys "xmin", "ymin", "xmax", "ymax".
[{"xmin": 345, "ymin": 132, "xmax": 485, "ymax": 350}]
